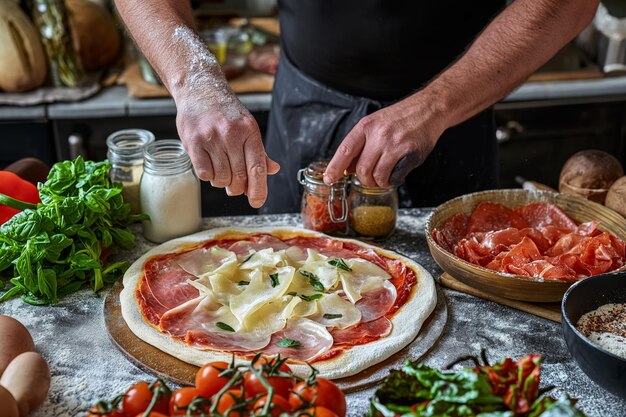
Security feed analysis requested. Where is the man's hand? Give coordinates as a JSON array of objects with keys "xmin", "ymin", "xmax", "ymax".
[
  {"xmin": 176, "ymin": 96, "xmax": 280, "ymax": 208},
  {"xmin": 324, "ymin": 93, "xmax": 445, "ymax": 188}
]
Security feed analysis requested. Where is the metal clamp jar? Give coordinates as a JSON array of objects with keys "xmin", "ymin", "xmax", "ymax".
[
  {"xmin": 140, "ymin": 140, "xmax": 202, "ymax": 243},
  {"xmin": 348, "ymin": 177, "xmax": 398, "ymax": 240},
  {"xmin": 298, "ymin": 161, "xmax": 349, "ymax": 235},
  {"xmin": 106, "ymin": 129, "xmax": 155, "ymax": 214}
]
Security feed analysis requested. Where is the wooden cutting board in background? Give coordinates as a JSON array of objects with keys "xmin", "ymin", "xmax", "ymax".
[{"xmin": 440, "ymin": 273, "xmax": 562, "ymax": 323}]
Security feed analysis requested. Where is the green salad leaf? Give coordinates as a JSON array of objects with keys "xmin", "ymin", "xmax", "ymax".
[{"xmin": 0, "ymin": 157, "xmax": 146, "ymax": 305}]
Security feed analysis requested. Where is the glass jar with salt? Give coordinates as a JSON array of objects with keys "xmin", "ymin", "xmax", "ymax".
[
  {"xmin": 106, "ymin": 129, "xmax": 155, "ymax": 214},
  {"xmin": 140, "ymin": 140, "xmax": 202, "ymax": 243}
]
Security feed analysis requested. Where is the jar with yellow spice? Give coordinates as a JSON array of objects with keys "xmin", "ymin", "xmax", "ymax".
[{"xmin": 348, "ymin": 177, "xmax": 398, "ymax": 240}]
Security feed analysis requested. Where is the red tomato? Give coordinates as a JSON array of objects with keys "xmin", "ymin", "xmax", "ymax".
[
  {"xmin": 301, "ymin": 407, "xmax": 339, "ymax": 417},
  {"xmin": 196, "ymin": 361, "xmax": 232, "ymax": 398},
  {"xmin": 244, "ymin": 357, "xmax": 294, "ymax": 399},
  {"xmin": 216, "ymin": 389, "xmax": 248, "ymax": 417},
  {"xmin": 169, "ymin": 387, "xmax": 207, "ymax": 416},
  {"xmin": 133, "ymin": 413, "xmax": 169, "ymax": 417},
  {"xmin": 289, "ymin": 379, "xmax": 346, "ymax": 417},
  {"xmin": 87, "ymin": 405, "xmax": 125, "ymax": 417},
  {"xmin": 122, "ymin": 381, "xmax": 170, "ymax": 417},
  {"xmin": 253, "ymin": 395, "xmax": 291, "ymax": 417}
]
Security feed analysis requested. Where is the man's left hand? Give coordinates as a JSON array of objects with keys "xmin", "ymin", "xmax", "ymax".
[{"xmin": 324, "ymin": 92, "xmax": 446, "ymax": 188}]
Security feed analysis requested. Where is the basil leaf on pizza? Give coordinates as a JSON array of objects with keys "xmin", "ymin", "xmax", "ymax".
[{"xmin": 120, "ymin": 228, "xmax": 436, "ymax": 380}]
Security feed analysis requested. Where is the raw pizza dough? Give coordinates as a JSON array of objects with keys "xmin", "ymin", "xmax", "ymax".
[{"xmin": 120, "ymin": 227, "xmax": 436, "ymax": 379}]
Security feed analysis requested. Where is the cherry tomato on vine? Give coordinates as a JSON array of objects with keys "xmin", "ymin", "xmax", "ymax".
[
  {"xmin": 169, "ymin": 387, "xmax": 207, "ymax": 416},
  {"xmin": 301, "ymin": 407, "xmax": 339, "ymax": 417},
  {"xmin": 196, "ymin": 361, "xmax": 232, "ymax": 398},
  {"xmin": 288, "ymin": 378, "xmax": 346, "ymax": 417},
  {"xmin": 122, "ymin": 381, "xmax": 170, "ymax": 417},
  {"xmin": 253, "ymin": 394, "xmax": 291, "ymax": 417},
  {"xmin": 217, "ymin": 389, "xmax": 248, "ymax": 417},
  {"xmin": 87, "ymin": 405, "xmax": 125, "ymax": 417},
  {"xmin": 244, "ymin": 357, "xmax": 294, "ymax": 399}
]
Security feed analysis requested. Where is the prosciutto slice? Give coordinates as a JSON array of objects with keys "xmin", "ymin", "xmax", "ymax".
[
  {"xmin": 160, "ymin": 296, "xmax": 272, "ymax": 351},
  {"xmin": 356, "ymin": 281, "xmax": 397, "ymax": 322},
  {"xmin": 262, "ymin": 318, "xmax": 333, "ymax": 361},
  {"xmin": 332, "ymin": 317, "xmax": 392, "ymax": 346},
  {"xmin": 139, "ymin": 256, "xmax": 199, "ymax": 323},
  {"xmin": 228, "ymin": 234, "xmax": 289, "ymax": 256}
]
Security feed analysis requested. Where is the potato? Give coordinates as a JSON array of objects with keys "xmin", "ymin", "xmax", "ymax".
[
  {"xmin": 0, "ymin": 316, "xmax": 34, "ymax": 376},
  {"xmin": 0, "ymin": 352, "xmax": 50, "ymax": 417},
  {"xmin": 0, "ymin": 386, "xmax": 19, "ymax": 417},
  {"xmin": 559, "ymin": 150, "xmax": 624, "ymax": 204},
  {"xmin": 606, "ymin": 176, "xmax": 626, "ymax": 218}
]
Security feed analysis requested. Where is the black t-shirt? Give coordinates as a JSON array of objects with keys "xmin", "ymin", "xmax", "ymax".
[{"xmin": 278, "ymin": 0, "xmax": 506, "ymax": 101}]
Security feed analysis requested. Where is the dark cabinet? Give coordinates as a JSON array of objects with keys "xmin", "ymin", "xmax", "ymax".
[{"xmin": 494, "ymin": 100, "xmax": 626, "ymax": 189}]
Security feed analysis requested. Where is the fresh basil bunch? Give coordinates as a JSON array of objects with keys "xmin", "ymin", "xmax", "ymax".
[{"xmin": 0, "ymin": 157, "xmax": 146, "ymax": 305}]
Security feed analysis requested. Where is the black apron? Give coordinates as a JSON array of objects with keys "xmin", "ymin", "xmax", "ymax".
[{"xmin": 261, "ymin": 55, "xmax": 498, "ymax": 214}]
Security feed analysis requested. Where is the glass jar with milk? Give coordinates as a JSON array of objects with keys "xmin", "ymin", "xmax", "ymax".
[{"xmin": 140, "ymin": 140, "xmax": 202, "ymax": 243}]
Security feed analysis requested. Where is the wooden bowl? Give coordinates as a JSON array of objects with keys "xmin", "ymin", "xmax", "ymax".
[{"xmin": 425, "ymin": 189, "xmax": 626, "ymax": 302}]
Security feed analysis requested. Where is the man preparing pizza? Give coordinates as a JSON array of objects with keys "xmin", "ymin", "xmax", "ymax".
[{"xmin": 115, "ymin": 0, "xmax": 598, "ymax": 212}]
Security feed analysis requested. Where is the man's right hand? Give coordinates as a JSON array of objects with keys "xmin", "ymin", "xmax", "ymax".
[{"xmin": 175, "ymin": 94, "xmax": 280, "ymax": 209}]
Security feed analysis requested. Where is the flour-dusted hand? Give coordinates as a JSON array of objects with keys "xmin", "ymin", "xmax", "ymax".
[
  {"xmin": 324, "ymin": 93, "xmax": 446, "ymax": 188},
  {"xmin": 170, "ymin": 26, "xmax": 279, "ymax": 208}
]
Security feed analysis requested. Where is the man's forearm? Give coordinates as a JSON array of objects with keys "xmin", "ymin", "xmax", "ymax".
[
  {"xmin": 115, "ymin": 0, "xmax": 221, "ymax": 101},
  {"xmin": 421, "ymin": 0, "xmax": 599, "ymax": 129}
]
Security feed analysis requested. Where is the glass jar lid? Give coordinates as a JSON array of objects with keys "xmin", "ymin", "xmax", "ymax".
[
  {"xmin": 298, "ymin": 160, "xmax": 348, "ymax": 186},
  {"xmin": 106, "ymin": 129, "xmax": 155, "ymax": 166},
  {"xmin": 143, "ymin": 140, "xmax": 192, "ymax": 176},
  {"xmin": 350, "ymin": 176, "xmax": 396, "ymax": 195}
]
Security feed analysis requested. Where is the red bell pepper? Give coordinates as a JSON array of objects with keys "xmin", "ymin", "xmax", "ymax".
[{"xmin": 0, "ymin": 171, "xmax": 40, "ymax": 225}]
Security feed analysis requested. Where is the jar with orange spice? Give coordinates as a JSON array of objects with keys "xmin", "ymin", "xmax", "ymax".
[{"xmin": 298, "ymin": 161, "xmax": 349, "ymax": 235}]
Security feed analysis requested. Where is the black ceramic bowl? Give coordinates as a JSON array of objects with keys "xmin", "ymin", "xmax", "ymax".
[{"xmin": 562, "ymin": 272, "xmax": 626, "ymax": 399}]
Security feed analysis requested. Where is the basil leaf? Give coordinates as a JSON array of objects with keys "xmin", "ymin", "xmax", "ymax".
[
  {"xmin": 243, "ymin": 252, "xmax": 255, "ymax": 263},
  {"xmin": 299, "ymin": 293, "xmax": 323, "ymax": 302},
  {"xmin": 216, "ymin": 322, "xmax": 236, "ymax": 332},
  {"xmin": 328, "ymin": 258, "xmax": 352, "ymax": 272},
  {"xmin": 238, "ymin": 280, "xmax": 250, "ymax": 286},
  {"xmin": 323, "ymin": 313, "xmax": 343, "ymax": 320},
  {"xmin": 276, "ymin": 338, "xmax": 302, "ymax": 348},
  {"xmin": 300, "ymin": 270, "xmax": 325, "ymax": 292},
  {"xmin": 287, "ymin": 291, "xmax": 297, "ymax": 296},
  {"xmin": 269, "ymin": 273, "xmax": 280, "ymax": 288}
]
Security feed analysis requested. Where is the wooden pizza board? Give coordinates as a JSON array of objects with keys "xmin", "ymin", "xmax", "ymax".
[
  {"xmin": 440, "ymin": 273, "xmax": 561, "ymax": 323},
  {"xmin": 104, "ymin": 281, "xmax": 448, "ymax": 392}
]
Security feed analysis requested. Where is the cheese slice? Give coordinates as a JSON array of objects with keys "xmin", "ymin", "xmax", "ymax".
[
  {"xmin": 240, "ymin": 248, "xmax": 286, "ymax": 270},
  {"xmin": 340, "ymin": 258, "xmax": 391, "ymax": 304},
  {"xmin": 229, "ymin": 265, "xmax": 295, "ymax": 326},
  {"xmin": 176, "ymin": 246, "xmax": 238, "ymax": 277},
  {"xmin": 312, "ymin": 292, "xmax": 362, "ymax": 329}
]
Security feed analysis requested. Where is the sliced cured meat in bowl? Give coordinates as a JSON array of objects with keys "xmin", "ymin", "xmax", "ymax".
[{"xmin": 426, "ymin": 189, "xmax": 626, "ymax": 302}]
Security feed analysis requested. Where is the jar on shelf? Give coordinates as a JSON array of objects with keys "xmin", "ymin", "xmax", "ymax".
[
  {"xmin": 348, "ymin": 177, "xmax": 398, "ymax": 240},
  {"xmin": 298, "ymin": 161, "xmax": 349, "ymax": 235},
  {"xmin": 140, "ymin": 140, "xmax": 202, "ymax": 243},
  {"xmin": 107, "ymin": 129, "xmax": 155, "ymax": 214}
]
